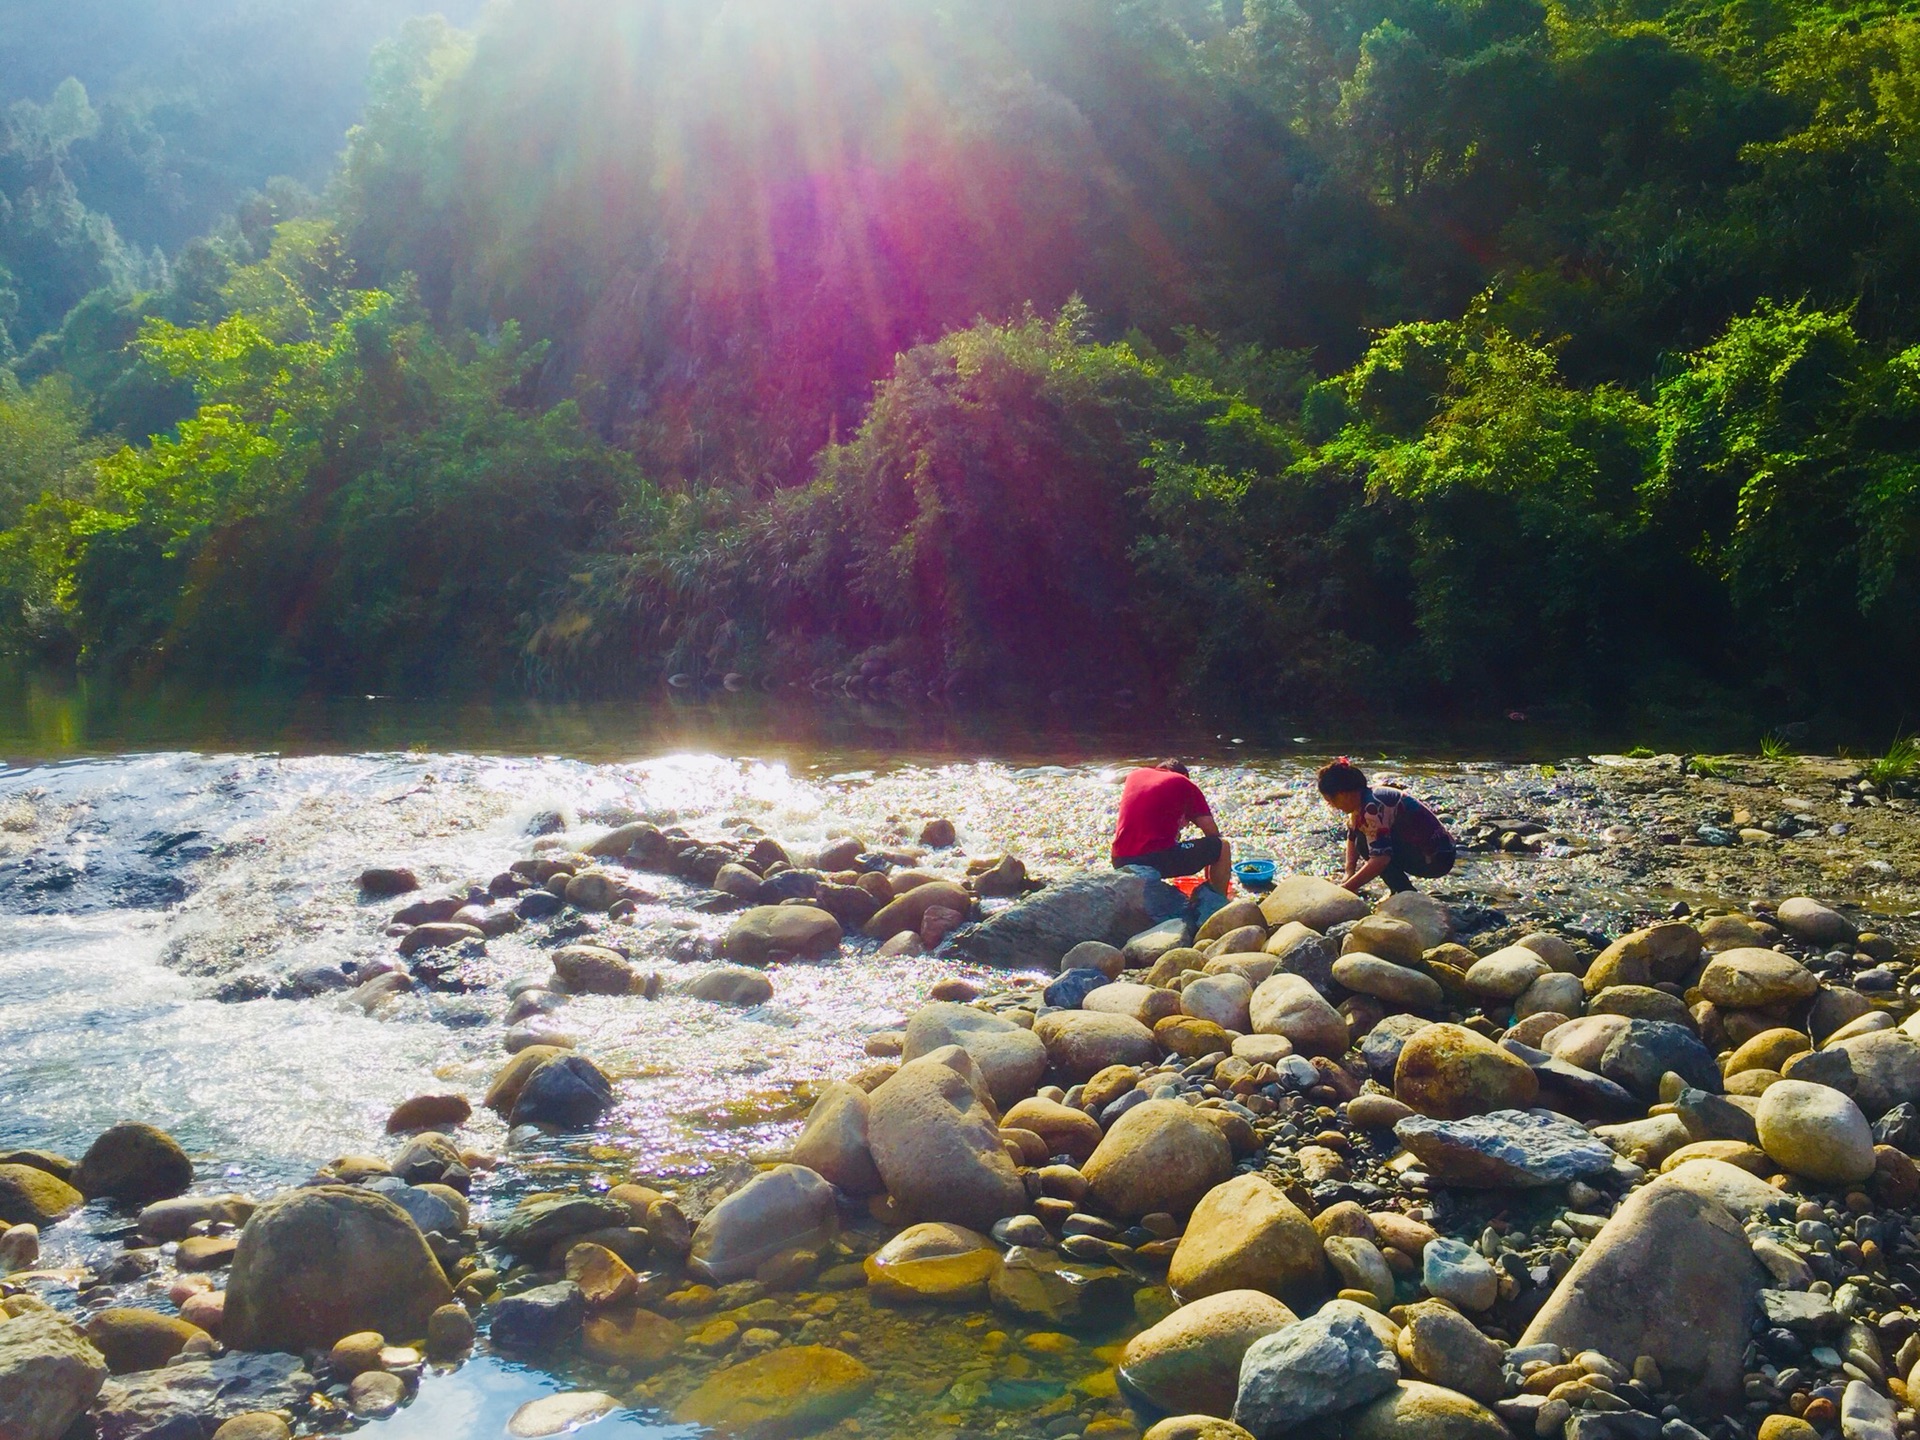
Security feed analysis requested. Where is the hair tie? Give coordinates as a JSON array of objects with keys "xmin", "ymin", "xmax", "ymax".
[{"xmin": 1336, "ymin": 755, "xmax": 1352, "ymax": 765}]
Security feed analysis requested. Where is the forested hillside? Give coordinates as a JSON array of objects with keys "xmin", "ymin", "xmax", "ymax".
[{"xmin": 3, "ymin": 0, "xmax": 1918, "ymax": 725}]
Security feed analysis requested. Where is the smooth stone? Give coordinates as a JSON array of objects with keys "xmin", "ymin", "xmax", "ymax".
[
  {"xmin": 81, "ymin": 1309, "xmax": 206, "ymax": 1376},
  {"xmin": 1377, "ymin": 891, "xmax": 1453, "ymax": 948},
  {"xmin": 1344, "ymin": 915, "xmax": 1428, "ymax": 966},
  {"xmin": 550, "ymin": 944, "xmax": 636, "ymax": 995},
  {"xmin": 426, "ymin": 1303, "xmax": 478, "ymax": 1360},
  {"xmin": 867, "ymin": 1049, "xmax": 1027, "ymax": 1229},
  {"xmin": 1334, "ymin": 954, "xmax": 1444, "ymax": 1009},
  {"xmin": 1084, "ymin": 981, "xmax": 1183, "ymax": 1027},
  {"xmin": 685, "ymin": 965, "xmax": 774, "ymax": 1006},
  {"xmin": 1585, "ymin": 984, "xmax": 1694, "ymax": 1029},
  {"xmin": 1540, "ymin": 1014, "xmax": 1633, "ymax": 1071},
  {"xmin": 1119, "ymin": 1289, "xmax": 1297, "ymax": 1417},
  {"xmin": 223, "ymin": 1186, "xmax": 452, "ymax": 1352},
  {"xmin": 1260, "ymin": 875, "xmax": 1370, "ymax": 933},
  {"xmin": 580, "ymin": 1308, "xmax": 679, "ymax": 1369},
  {"xmin": 1046, "ymin": 967, "xmax": 1115, "ymax": 1009},
  {"xmin": 989, "ymin": 1245, "xmax": 1132, "ymax": 1324},
  {"xmin": 211, "ymin": 1418, "xmax": 292, "ymax": 1440},
  {"xmin": 1395, "ymin": 1024, "xmax": 1538, "ymax": 1119},
  {"xmin": 489, "ymin": 1194, "xmax": 629, "ymax": 1257},
  {"xmin": 1754, "ymin": 1079, "xmax": 1876, "ymax": 1185},
  {"xmin": 385, "ymin": 1095, "xmax": 472, "ymax": 1134},
  {"xmin": 485, "ymin": 1045, "xmax": 574, "ymax": 1116},
  {"xmin": 791, "ymin": 1082, "xmax": 883, "ymax": 1194},
  {"xmin": 1182, "ymin": 974, "xmax": 1255, "ymax": 1032},
  {"xmin": 1002, "ymin": 1097, "xmax": 1103, "ymax": 1162},
  {"xmin": 946, "ymin": 870, "xmax": 1184, "ymax": 969},
  {"xmin": 1263, "ymin": 926, "xmax": 1337, "ymax": 992},
  {"xmin": 1519, "ymin": 1172, "xmax": 1768, "ymax": 1403},
  {"xmin": 1515, "ymin": 931, "xmax": 1583, "ymax": 972},
  {"xmin": 862, "ymin": 1222, "xmax": 1000, "ymax": 1302},
  {"xmin": 1145, "ymin": 1419, "xmax": 1257, "ymax": 1440},
  {"xmin": 1083, "ymin": 1100, "xmax": 1233, "ymax": 1219},
  {"xmin": 1397, "ymin": 1299, "xmax": 1504, "ymax": 1400},
  {"xmin": 1125, "ymin": 920, "xmax": 1195, "ymax": 969},
  {"xmin": 1514, "ymin": 972, "xmax": 1585, "ymax": 1020},
  {"xmin": 1776, "ymin": 898, "xmax": 1858, "ymax": 946},
  {"xmin": 1840, "ymin": 1379, "xmax": 1897, "ymax": 1440},
  {"xmin": 1829, "ymin": 1029, "xmax": 1920, "ymax": 1118},
  {"xmin": 1034, "ymin": 1010, "xmax": 1160, "ymax": 1080},
  {"xmin": 1464, "ymin": 948, "xmax": 1550, "ymax": 1002},
  {"xmin": 902, "ymin": 1002, "xmax": 1048, "ymax": 1108},
  {"xmin": 1423, "ymin": 1237, "xmax": 1498, "ymax": 1311},
  {"xmin": 690, "ymin": 1164, "xmax": 838, "ymax": 1284},
  {"xmin": 1344, "ymin": 1380, "xmax": 1510, "ymax": 1440},
  {"xmin": 1324, "ymin": 1235, "xmax": 1395, "ymax": 1306},
  {"xmin": 726, "ymin": 905, "xmax": 844, "ymax": 964},
  {"xmin": 1063, "ymin": 940, "xmax": 1128, "ymax": 978},
  {"xmin": 1158, "ymin": 1015, "xmax": 1233, "ymax": 1060},
  {"xmin": 1249, "ymin": 974, "xmax": 1348, "ymax": 1057},
  {"xmin": 1597, "ymin": 1019, "xmax": 1721, "ymax": 1099},
  {"xmin": 1232, "ymin": 1299, "xmax": 1402, "ymax": 1435},
  {"xmin": 674, "ymin": 1345, "xmax": 875, "ymax": 1434},
  {"xmin": 1198, "ymin": 899, "xmax": 1268, "ymax": 945},
  {"xmin": 1725, "ymin": 1028, "xmax": 1812, "ymax": 1076},
  {"xmin": 1396, "ymin": 1109, "xmax": 1616, "ymax": 1187},
  {"xmin": 1348, "ymin": 1093, "xmax": 1415, "ymax": 1128},
  {"xmin": 1673, "ymin": 1087, "xmax": 1760, "ymax": 1146},
  {"xmin": 509, "ymin": 1054, "xmax": 614, "ymax": 1129},
  {"xmin": 0, "ymin": 1164, "xmax": 83, "ymax": 1227},
  {"xmin": 1585, "ymin": 923, "xmax": 1702, "ymax": 993},
  {"xmin": 507, "ymin": 1392, "xmax": 620, "ymax": 1438},
  {"xmin": 491, "ymin": 1283, "xmax": 585, "ymax": 1353},
  {"xmin": 73, "ymin": 1124, "xmax": 194, "ymax": 1207},
  {"xmin": 1168, "ymin": 1174, "xmax": 1326, "ymax": 1304},
  {"xmin": 1697, "ymin": 948, "xmax": 1819, "ymax": 1009},
  {"xmin": 1362, "ymin": 1014, "xmax": 1434, "ymax": 1083}
]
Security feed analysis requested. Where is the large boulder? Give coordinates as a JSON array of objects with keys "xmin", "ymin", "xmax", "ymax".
[
  {"xmin": 1259, "ymin": 876, "xmax": 1369, "ymax": 933},
  {"xmin": 1083, "ymin": 1100, "xmax": 1232, "ymax": 1219},
  {"xmin": 1342, "ymin": 1381, "xmax": 1509, "ymax": 1440},
  {"xmin": 689, "ymin": 1164, "xmax": 839, "ymax": 1283},
  {"xmin": 1233, "ymin": 1299, "xmax": 1402, "ymax": 1437},
  {"xmin": 0, "ymin": 1163, "xmax": 83, "ymax": 1226},
  {"xmin": 1829, "ymin": 1030, "xmax": 1920, "ymax": 1118},
  {"xmin": 1394, "ymin": 1110, "xmax": 1617, "ymax": 1187},
  {"xmin": 945, "ymin": 870, "xmax": 1187, "ymax": 971},
  {"xmin": 1033, "ymin": 1011, "xmax": 1158, "ymax": 1081},
  {"xmin": 1343, "ymin": 916, "xmax": 1427, "ymax": 967},
  {"xmin": 550, "ymin": 945, "xmax": 636, "ymax": 995},
  {"xmin": 1584, "ymin": 922, "xmax": 1702, "ymax": 993},
  {"xmin": 790, "ymin": 1082, "xmax": 883, "ymax": 1193},
  {"xmin": 725, "ymin": 906, "xmax": 844, "ymax": 965},
  {"xmin": 866, "ymin": 882, "xmax": 973, "ymax": 941},
  {"xmin": 72, "ymin": 1125, "xmax": 194, "ymax": 1207},
  {"xmin": 1518, "ymin": 1172, "xmax": 1768, "ymax": 1403},
  {"xmin": 1247, "ymin": 975, "xmax": 1347, "ymax": 1057},
  {"xmin": 1393, "ymin": 1024, "xmax": 1538, "ymax": 1119},
  {"xmin": 1377, "ymin": 891, "xmax": 1453, "ymax": 949},
  {"xmin": 0, "ymin": 1309, "xmax": 107, "ymax": 1440},
  {"xmin": 1119, "ymin": 1290, "xmax": 1297, "ymax": 1417},
  {"xmin": 1776, "ymin": 898, "xmax": 1857, "ymax": 946},
  {"xmin": 1697, "ymin": 949, "xmax": 1819, "ymax": 1009},
  {"xmin": 1168, "ymin": 1174, "xmax": 1326, "ymax": 1304},
  {"xmin": 223, "ymin": 1186, "xmax": 454, "ymax": 1352},
  {"xmin": 510, "ymin": 1054, "xmax": 614, "ymax": 1129},
  {"xmin": 867, "ymin": 1050, "xmax": 1027, "ymax": 1229},
  {"xmin": 902, "ymin": 1003, "xmax": 1048, "ymax": 1108}
]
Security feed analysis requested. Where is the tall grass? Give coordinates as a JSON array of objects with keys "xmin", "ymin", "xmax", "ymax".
[{"xmin": 1865, "ymin": 735, "xmax": 1919, "ymax": 787}]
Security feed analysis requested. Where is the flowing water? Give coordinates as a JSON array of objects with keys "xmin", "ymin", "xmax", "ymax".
[{"xmin": 0, "ymin": 684, "xmax": 1799, "ymax": 1438}]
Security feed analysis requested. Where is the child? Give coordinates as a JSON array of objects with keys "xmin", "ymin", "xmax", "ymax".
[{"xmin": 1316, "ymin": 758, "xmax": 1456, "ymax": 895}]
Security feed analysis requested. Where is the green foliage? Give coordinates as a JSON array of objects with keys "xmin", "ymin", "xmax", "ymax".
[
  {"xmin": 1759, "ymin": 729, "xmax": 1792, "ymax": 759},
  {"xmin": 1864, "ymin": 735, "xmax": 1920, "ymax": 786}
]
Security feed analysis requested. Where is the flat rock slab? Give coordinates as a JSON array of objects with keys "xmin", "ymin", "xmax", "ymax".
[
  {"xmin": 945, "ymin": 870, "xmax": 1186, "ymax": 971},
  {"xmin": 1395, "ymin": 1109, "xmax": 1617, "ymax": 1187}
]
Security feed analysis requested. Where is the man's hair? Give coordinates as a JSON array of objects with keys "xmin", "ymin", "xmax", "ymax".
[
  {"xmin": 1157, "ymin": 759, "xmax": 1190, "ymax": 776},
  {"xmin": 1317, "ymin": 758, "xmax": 1367, "ymax": 797}
]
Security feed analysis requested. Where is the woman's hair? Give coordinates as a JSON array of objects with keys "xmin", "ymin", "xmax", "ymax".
[
  {"xmin": 1157, "ymin": 760, "xmax": 1190, "ymax": 776},
  {"xmin": 1317, "ymin": 758, "xmax": 1367, "ymax": 798}
]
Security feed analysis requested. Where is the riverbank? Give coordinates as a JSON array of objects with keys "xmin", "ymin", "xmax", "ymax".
[{"xmin": 0, "ymin": 748, "xmax": 1915, "ymax": 1440}]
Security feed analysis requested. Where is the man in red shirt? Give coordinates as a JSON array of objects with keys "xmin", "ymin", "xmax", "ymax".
[{"xmin": 1111, "ymin": 760, "xmax": 1231, "ymax": 895}]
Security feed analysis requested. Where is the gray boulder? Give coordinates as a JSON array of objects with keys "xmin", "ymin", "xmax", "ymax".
[
  {"xmin": 1394, "ymin": 1110, "xmax": 1617, "ymax": 1188},
  {"xmin": 945, "ymin": 870, "xmax": 1186, "ymax": 971},
  {"xmin": 91, "ymin": 1351, "xmax": 309, "ymax": 1440},
  {"xmin": 1233, "ymin": 1299, "xmax": 1402, "ymax": 1436}
]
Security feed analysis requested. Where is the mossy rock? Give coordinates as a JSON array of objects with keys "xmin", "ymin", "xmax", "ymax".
[{"xmin": 674, "ymin": 1345, "xmax": 875, "ymax": 1437}]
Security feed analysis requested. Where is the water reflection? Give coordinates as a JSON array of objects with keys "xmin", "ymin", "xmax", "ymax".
[{"xmin": 362, "ymin": 1355, "xmax": 695, "ymax": 1437}]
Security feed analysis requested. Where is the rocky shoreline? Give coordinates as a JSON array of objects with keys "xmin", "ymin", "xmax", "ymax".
[{"xmin": 2, "ymin": 749, "xmax": 1919, "ymax": 1440}]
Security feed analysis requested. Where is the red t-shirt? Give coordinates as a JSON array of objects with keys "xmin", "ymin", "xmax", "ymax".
[{"xmin": 1112, "ymin": 767, "xmax": 1213, "ymax": 861}]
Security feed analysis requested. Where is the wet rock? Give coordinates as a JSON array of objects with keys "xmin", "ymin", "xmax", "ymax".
[
  {"xmin": 398, "ymin": 921, "xmax": 484, "ymax": 955},
  {"xmin": 83, "ymin": 1309, "xmax": 207, "ymax": 1374},
  {"xmin": 1776, "ymin": 898, "xmax": 1858, "ymax": 946},
  {"xmin": 1697, "ymin": 949, "xmax": 1819, "ymax": 1009},
  {"xmin": 427, "ymin": 1303, "xmax": 477, "ymax": 1360},
  {"xmin": 224, "ymin": 1186, "xmax": 454, "ymax": 1352},
  {"xmin": 686, "ymin": 965, "xmax": 775, "ymax": 1006},
  {"xmin": 359, "ymin": 867, "xmax": 419, "ymax": 896},
  {"xmin": 1046, "ymin": 967, "xmax": 1115, "ymax": 1008},
  {"xmin": 1169, "ymin": 1174, "xmax": 1326, "ymax": 1304},
  {"xmin": 1395, "ymin": 1109, "xmax": 1616, "ymax": 1187},
  {"xmin": 485, "ymin": 1044, "xmax": 574, "ymax": 1116},
  {"xmin": 347, "ymin": 1369, "xmax": 406, "ymax": 1417},
  {"xmin": 1146, "ymin": 1419, "xmax": 1258, "ymax": 1440},
  {"xmin": 675, "ymin": 1345, "xmax": 874, "ymax": 1437},
  {"xmin": 0, "ymin": 1223, "xmax": 38, "ymax": 1272},
  {"xmin": 867, "ymin": 1050, "xmax": 1027, "ymax": 1229},
  {"xmin": 0, "ymin": 1163, "xmax": 83, "ymax": 1226},
  {"xmin": 510, "ymin": 1053, "xmax": 614, "ymax": 1130},
  {"xmin": 212, "ymin": 1417, "xmax": 292, "ymax": 1440},
  {"xmin": 491, "ymin": 1282, "xmax": 585, "ymax": 1353},
  {"xmin": 1754, "ymin": 1079, "xmax": 1876, "ymax": 1184},
  {"xmin": 91, "ymin": 1351, "xmax": 311, "ymax": 1440},
  {"xmin": 72, "ymin": 1123, "xmax": 193, "ymax": 1208},
  {"xmin": 1002, "ymin": 1097, "xmax": 1103, "ymax": 1162},
  {"xmin": 0, "ymin": 1309, "xmax": 107, "ymax": 1440},
  {"xmin": 866, "ymin": 881, "xmax": 971, "ymax": 941},
  {"xmin": 551, "ymin": 944, "xmax": 636, "ymax": 995},
  {"xmin": 690, "ymin": 1164, "xmax": 839, "ymax": 1284},
  {"xmin": 566, "ymin": 1242, "xmax": 638, "ymax": 1309},
  {"xmin": 508, "ymin": 1392, "xmax": 620, "ymax": 1438},
  {"xmin": 1034, "ymin": 1010, "xmax": 1159, "ymax": 1080},
  {"xmin": 1260, "ymin": 876, "xmax": 1370, "ymax": 933},
  {"xmin": 902, "ymin": 1003, "xmax": 1048, "ymax": 1108},
  {"xmin": 948, "ymin": 869, "xmax": 1186, "ymax": 970},
  {"xmin": 1249, "ymin": 974, "xmax": 1348, "ymax": 1057},
  {"xmin": 1084, "ymin": 1099, "xmax": 1233, "ymax": 1219},
  {"xmin": 1515, "ymin": 931, "xmax": 1583, "ymax": 972},
  {"xmin": 1343, "ymin": 1380, "xmax": 1509, "ymax": 1440},
  {"xmin": 580, "ymin": 1308, "xmax": 678, "ymax": 1369},
  {"xmin": 1394, "ymin": 1024, "xmax": 1538, "ymax": 1119},
  {"xmin": 989, "ymin": 1246, "xmax": 1131, "ymax": 1325},
  {"xmin": 725, "ymin": 905, "xmax": 844, "ymax": 965},
  {"xmin": 135, "ymin": 1194, "xmax": 252, "ymax": 1243},
  {"xmin": 791, "ymin": 1082, "xmax": 884, "ymax": 1193},
  {"xmin": 386, "ymin": 1094, "xmax": 472, "ymax": 1134},
  {"xmin": 1233, "ymin": 1299, "xmax": 1402, "ymax": 1436},
  {"xmin": 1423, "ymin": 1237, "xmax": 1498, "ymax": 1311},
  {"xmin": 1119, "ymin": 1289, "xmax": 1297, "ymax": 1417},
  {"xmin": 1519, "ymin": 1172, "xmax": 1767, "ymax": 1403},
  {"xmin": 1397, "ymin": 1299, "xmax": 1503, "ymax": 1400},
  {"xmin": 863, "ymin": 1222, "xmax": 1000, "ymax": 1302}
]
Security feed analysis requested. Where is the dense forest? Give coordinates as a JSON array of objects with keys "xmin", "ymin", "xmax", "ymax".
[{"xmin": 3, "ymin": 0, "xmax": 1918, "ymax": 727}]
